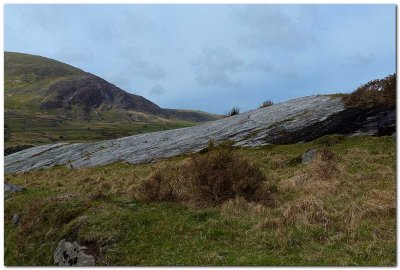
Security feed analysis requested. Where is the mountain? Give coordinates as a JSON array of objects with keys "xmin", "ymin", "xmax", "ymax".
[
  {"xmin": 4, "ymin": 52, "xmax": 222, "ymax": 147},
  {"xmin": 39, "ymin": 73, "xmax": 162, "ymax": 113}
]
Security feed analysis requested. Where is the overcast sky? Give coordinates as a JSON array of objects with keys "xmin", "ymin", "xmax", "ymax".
[{"xmin": 5, "ymin": 4, "xmax": 396, "ymax": 114}]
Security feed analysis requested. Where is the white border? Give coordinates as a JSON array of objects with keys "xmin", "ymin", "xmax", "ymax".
[{"xmin": 1, "ymin": 1, "xmax": 398, "ymax": 270}]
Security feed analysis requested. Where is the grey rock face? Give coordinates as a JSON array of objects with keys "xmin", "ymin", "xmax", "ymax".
[
  {"xmin": 54, "ymin": 239, "xmax": 95, "ymax": 266},
  {"xmin": 4, "ymin": 95, "xmax": 395, "ymax": 174},
  {"xmin": 302, "ymin": 149, "xmax": 317, "ymax": 164},
  {"xmin": 5, "ymin": 182, "xmax": 26, "ymax": 192}
]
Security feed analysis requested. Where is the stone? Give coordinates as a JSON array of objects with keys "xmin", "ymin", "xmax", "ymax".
[
  {"xmin": 11, "ymin": 213, "xmax": 20, "ymax": 226},
  {"xmin": 302, "ymin": 149, "xmax": 317, "ymax": 164},
  {"xmin": 54, "ymin": 239, "xmax": 95, "ymax": 266},
  {"xmin": 4, "ymin": 95, "xmax": 395, "ymax": 174},
  {"xmin": 4, "ymin": 182, "xmax": 25, "ymax": 192}
]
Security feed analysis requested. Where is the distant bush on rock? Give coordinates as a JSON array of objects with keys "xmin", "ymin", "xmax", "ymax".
[
  {"xmin": 227, "ymin": 107, "xmax": 240, "ymax": 116},
  {"xmin": 345, "ymin": 74, "xmax": 396, "ymax": 109},
  {"xmin": 258, "ymin": 100, "xmax": 274, "ymax": 109}
]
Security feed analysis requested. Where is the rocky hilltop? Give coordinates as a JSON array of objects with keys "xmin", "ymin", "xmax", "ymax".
[{"xmin": 5, "ymin": 94, "xmax": 395, "ymax": 174}]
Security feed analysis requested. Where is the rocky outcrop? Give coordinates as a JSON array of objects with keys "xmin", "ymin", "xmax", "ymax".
[
  {"xmin": 54, "ymin": 240, "xmax": 95, "ymax": 266},
  {"xmin": 4, "ymin": 95, "xmax": 395, "ymax": 174},
  {"xmin": 41, "ymin": 74, "xmax": 162, "ymax": 114}
]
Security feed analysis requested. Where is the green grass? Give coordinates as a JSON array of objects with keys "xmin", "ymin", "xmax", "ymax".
[
  {"xmin": 4, "ymin": 135, "xmax": 396, "ymax": 266},
  {"xmin": 5, "ymin": 110, "xmax": 196, "ymax": 147}
]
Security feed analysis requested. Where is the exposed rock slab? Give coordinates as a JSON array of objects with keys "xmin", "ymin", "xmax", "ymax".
[{"xmin": 4, "ymin": 95, "xmax": 395, "ymax": 174}]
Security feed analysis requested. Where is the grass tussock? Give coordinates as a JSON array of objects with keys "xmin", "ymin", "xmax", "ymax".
[
  {"xmin": 220, "ymin": 197, "xmax": 270, "ymax": 220},
  {"xmin": 282, "ymin": 196, "xmax": 329, "ymax": 227},
  {"xmin": 361, "ymin": 189, "xmax": 396, "ymax": 219},
  {"xmin": 137, "ymin": 146, "xmax": 268, "ymax": 207}
]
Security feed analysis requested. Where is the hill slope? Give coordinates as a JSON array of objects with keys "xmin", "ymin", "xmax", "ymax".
[
  {"xmin": 5, "ymin": 52, "xmax": 221, "ymax": 147},
  {"xmin": 5, "ymin": 93, "xmax": 396, "ymax": 173},
  {"xmin": 4, "ymin": 135, "xmax": 395, "ymax": 265}
]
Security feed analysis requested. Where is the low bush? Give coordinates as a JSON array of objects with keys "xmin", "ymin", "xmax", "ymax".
[
  {"xmin": 137, "ymin": 145, "xmax": 268, "ymax": 207},
  {"xmin": 227, "ymin": 107, "xmax": 240, "ymax": 116}
]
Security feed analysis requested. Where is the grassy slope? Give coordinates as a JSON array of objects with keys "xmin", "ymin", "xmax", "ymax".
[
  {"xmin": 4, "ymin": 52, "xmax": 214, "ymax": 147},
  {"xmin": 4, "ymin": 135, "xmax": 395, "ymax": 266},
  {"xmin": 5, "ymin": 110, "xmax": 197, "ymax": 146}
]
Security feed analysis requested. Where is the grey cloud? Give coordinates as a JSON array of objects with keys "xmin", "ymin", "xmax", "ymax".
[
  {"xmin": 22, "ymin": 5, "xmax": 70, "ymax": 32},
  {"xmin": 343, "ymin": 53, "xmax": 376, "ymax": 67},
  {"xmin": 192, "ymin": 47, "xmax": 243, "ymax": 87},
  {"xmin": 122, "ymin": 11, "xmax": 155, "ymax": 32},
  {"xmin": 232, "ymin": 5, "xmax": 317, "ymax": 49},
  {"xmin": 89, "ymin": 11, "xmax": 155, "ymax": 42},
  {"xmin": 149, "ymin": 84, "xmax": 166, "ymax": 96},
  {"xmin": 247, "ymin": 59, "xmax": 275, "ymax": 72},
  {"xmin": 90, "ymin": 22, "xmax": 120, "ymax": 42},
  {"xmin": 128, "ymin": 60, "xmax": 166, "ymax": 79},
  {"xmin": 120, "ymin": 48, "xmax": 166, "ymax": 80}
]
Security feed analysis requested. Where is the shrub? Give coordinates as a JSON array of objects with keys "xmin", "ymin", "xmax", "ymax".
[
  {"xmin": 344, "ymin": 74, "xmax": 396, "ymax": 108},
  {"xmin": 137, "ymin": 145, "xmax": 268, "ymax": 207},
  {"xmin": 259, "ymin": 100, "xmax": 274, "ymax": 109},
  {"xmin": 227, "ymin": 107, "xmax": 240, "ymax": 116}
]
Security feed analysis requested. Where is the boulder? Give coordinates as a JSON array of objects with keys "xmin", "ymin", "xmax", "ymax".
[
  {"xmin": 11, "ymin": 213, "xmax": 20, "ymax": 226},
  {"xmin": 54, "ymin": 239, "xmax": 95, "ymax": 266},
  {"xmin": 302, "ymin": 149, "xmax": 317, "ymax": 164},
  {"xmin": 4, "ymin": 182, "xmax": 25, "ymax": 192}
]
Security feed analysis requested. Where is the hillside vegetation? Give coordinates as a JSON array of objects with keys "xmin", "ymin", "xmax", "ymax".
[
  {"xmin": 4, "ymin": 52, "xmax": 221, "ymax": 148},
  {"xmin": 5, "ymin": 135, "xmax": 395, "ymax": 266}
]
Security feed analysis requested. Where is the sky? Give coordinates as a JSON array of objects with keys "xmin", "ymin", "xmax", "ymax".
[{"xmin": 4, "ymin": 4, "xmax": 396, "ymax": 114}]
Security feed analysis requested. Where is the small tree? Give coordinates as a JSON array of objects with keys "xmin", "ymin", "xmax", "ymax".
[
  {"xmin": 227, "ymin": 107, "xmax": 240, "ymax": 116},
  {"xmin": 259, "ymin": 100, "xmax": 274, "ymax": 109}
]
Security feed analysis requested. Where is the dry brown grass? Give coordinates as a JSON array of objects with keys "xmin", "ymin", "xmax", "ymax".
[
  {"xmin": 137, "ymin": 147, "xmax": 269, "ymax": 207},
  {"xmin": 257, "ymin": 145, "xmax": 395, "ymax": 234},
  {"xmin": 220, "ymin": 197, "xmax": 270, "ymax": 220},
  {"xmin": 278, "ymin": 148, "xmax": 341, "ymax": 196},
  {"xmin": 361, "ymin": 189, "xmax": 396, "ymax": 219},
  {"xmin": 282, "ymin": 195, "xmax": 329, "ymax": 227}
]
